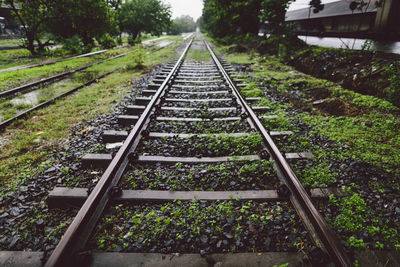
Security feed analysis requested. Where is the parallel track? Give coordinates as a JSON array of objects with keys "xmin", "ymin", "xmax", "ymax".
[{"xmin": 45, "ymin": 38, "xmax": 351, "ymax": 266}]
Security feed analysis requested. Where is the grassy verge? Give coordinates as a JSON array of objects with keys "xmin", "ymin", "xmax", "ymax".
[
  {"xmin": 0, "ymin": 47, "xmax": 132, "ymax": 91},
  {"xmin": 0, "ymin": 36, "xmax": 184, "ymax": 188},
  {"xmin": 211, "ymin": 39, "xmax": 400, "ymax": 249}
]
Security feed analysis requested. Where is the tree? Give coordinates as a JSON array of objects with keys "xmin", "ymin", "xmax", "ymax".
[
  {"xmin": 3, "ymin": 0, "xmax": 56, "ymax": 54},
  {"xmin": 46, "ymin": 0, "xmax": 117, "ymax": 47},
  {"xmin": 201, "ymin": 0, "xmax": 261, "ymax": 39},
  {"xmin": 3, "ymin": 0, "xmax": 117, "ymax": 54},
  {"xmin": 259, "ymin": 0, "xmax": 294, "ymax": 35},
  {"xmin": 118, "ymin": 0, "xmax": 171, "ymax": 42},
  {"xmin": 168, "ymin": 15, "xmax": 196, "ymax": 35}
]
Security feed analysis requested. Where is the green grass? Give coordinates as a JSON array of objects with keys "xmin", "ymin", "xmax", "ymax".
[
  {"xmin": 214, "ymin": 36, "xmax": 400, "ymax": 250},
  {"xmin": 0, "ymin": 37, "xmax": 185, "ymax": 188},
  {"xmin": 0, "ymin": 47, "xmax": 133, "ymax": 91},
  {"xmin": 0, "ymin": 38, "xmax": 24, "ymax": 47}
]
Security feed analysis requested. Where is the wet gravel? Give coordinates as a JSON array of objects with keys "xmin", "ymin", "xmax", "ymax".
[
  {"xmin": 159, "ymin": 109, "xmax": 241, "ymax": 119},
  {"xmin": 137, "ymin": 133, "xmax": 263, "ymax": 157},
  {"xmin": 165, "ymin": 92, "xmax": 230, "ymax": 99},
  {"xmin": 0, "ymin": 61, "xmax": 174, "ymax": 254},
  {"xmin": 147, "ymin": 120, "xmax": 252, "ymax": 134},
  {"xmin": 120, "ymin": 161, "xmax": 279, "ymax": 191},
  {"xmin": 169, "ymin": 85, "xmax": 227, "ymax": 92},
  {"xmin": 89, "ymin": 201, "xmax": 313, "ymax": 254},
  {"xmin": 236, "ymin": 64, "xmax": 400, "ymax": 250},
  {"xmin": 162, "ymin": 99, "xmax": 234, "ymax": 108}
]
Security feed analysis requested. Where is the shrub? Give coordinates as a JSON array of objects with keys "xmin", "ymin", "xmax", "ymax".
[
  {"xmin": 384, "ymin": 62, "xmax": 400, "ymax": 106},
  {"xmin": 61, "ymin": 35, "xmax": 86, "ymax": 54},
  {"xmin": 98, "ymin": 34, "xmax": 117, "ymax": 49}
]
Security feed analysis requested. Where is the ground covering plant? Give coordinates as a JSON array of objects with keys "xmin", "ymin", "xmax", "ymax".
[
  {"xmin": 0, "ymin": 48, "xmax": 129, "ymax": 91},
  {"xmin": 93, "ymin": 200, "xmax": 310, "ymax": 253},
  {"xmin": 211, "ymin": 40, "xmax": 400, "ymax": 250},
  {"xmin": 124, "ymin": 160, "xmax": 278, "ymax": 191},
  {"xmin": 138, "ymin": 133, "xmax": 263, "ymax": 157},
  {"xmin": 0, "ymin": 36, "xmax": 185, "ymax": 188}
]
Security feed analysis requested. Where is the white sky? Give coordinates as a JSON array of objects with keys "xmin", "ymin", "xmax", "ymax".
[
  {"xmin": 288, "ymin": 0, "xmax": 339, "ymax": 11},
  {"xmin": 164, "ymin": 0, "xmax": 203, "ymax": 21},
  {"xmin": 164, "ymin": 0, "xmax": 340, "ymax": 20}
]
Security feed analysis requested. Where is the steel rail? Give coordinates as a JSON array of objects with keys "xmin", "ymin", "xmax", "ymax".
[
  {"xmin": 0, "ymin": 71, "xmax": 114, "ymax": 131},
  {"xmin": 0, "ymin": 49, "xmax": 108, "ymax": 74},
  {"xmin": 0, "ymin": 53, "xmax": 128, "ymax": 98},
  {"xmin": 204, "ymin": 40, "xmax": 351, "ymax": 267},
  {"xmin": 0, "ymin": 53, "xmax": 132, "ymax": 131},
  {"xmin": 44, "ymin": 39, "xmax": 193, "ymax": 267}
]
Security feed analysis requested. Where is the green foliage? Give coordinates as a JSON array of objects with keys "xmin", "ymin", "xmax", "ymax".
[
  {"xmin": 125, "ymin": 47, "xmax": 145, "ymax": 70},
  {"xmin": 5, "ymin": 0, "xmax": 117, "ymax": 54},
  {"xmin": 202, "ymin": 0, "xmax": 261, "ymax": 38},
  {"xmin": 329, "ymin": 193, "xmax": 366, "ymax": 233},
  {"xmin": 300, "ymin": 111, "xmax": 400, "ymax": 175},
  {"xmin": 383, "ymin": 62, "xmax": 400, "ymax": 106},
  {"xmin": 259, "ymin": 0, "xmax": 294, "ymax": 35},
  {"xmin": 168, "ymin": 15, "xmax": 196, "ymax": 35},
  {"xmin": 118, "ymin": 0, "xmax": 171, "ymax": 41},
  {"xmin": 61, "ymin": 35, "xmax": 86, "ymax": 54},
  {"xmin": 5, "ymin": 0, "xmax": 54, "ymax": 54},
  {"xmin": 98, "ymin": 34, "xmax": 117, "ymax": 49},
  {"xmin": 328, "ymin": 192, "xmax": 399, "ymax": 249}
]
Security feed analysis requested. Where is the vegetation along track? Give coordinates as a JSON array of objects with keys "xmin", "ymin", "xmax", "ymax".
[
  {"xmin": 42, "ymin": 37, "xmax": 352, "ymax": 266},
  {"xmin": 0, "ymin": 49, "xmax": 138, "ymax": 130}
]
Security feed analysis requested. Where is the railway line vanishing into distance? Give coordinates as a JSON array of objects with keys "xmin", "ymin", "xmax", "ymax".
[{"xmin": 3, "ymin": 36, "xmax": 355, "ymax": 266}]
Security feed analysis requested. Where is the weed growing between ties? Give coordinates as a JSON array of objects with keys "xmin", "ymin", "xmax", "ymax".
[
  {"xmin": 137, "ymin": 133, "xmax": 264, "ymax": 157},
  {"xmin": 148, "ymin": 120, "xmax": 252, "ymax": 134},
  {"xmin": 123, "ymin": 160, "xmax": 278, "ymax": 191},
  {"xmin": 92, "ymin": 200, "xmax": 311, "ymax": 253}
]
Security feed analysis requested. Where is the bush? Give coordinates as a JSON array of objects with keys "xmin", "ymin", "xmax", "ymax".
[
  {"xmin": 384, "ymin": 62, "xmax": 400, "ymax": 106},
  {"xmin": 127, "ymin": 36, "xmax": 138, "ymax": 45},
  {"xmin": 61, "ymin": 35, "xmax": 87, "ymax": 54},
  {"xmin": 125, "ymin": 47, "xmax": 145, "ymax": 70},
  {"xmin": 98, "ymin": 34, "xmax": 117, "ymax": 49}
]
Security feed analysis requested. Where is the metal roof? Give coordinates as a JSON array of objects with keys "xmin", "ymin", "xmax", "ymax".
[{"xmin": 286, "ymin": 0, "xmax": 378, "ymax": 21}]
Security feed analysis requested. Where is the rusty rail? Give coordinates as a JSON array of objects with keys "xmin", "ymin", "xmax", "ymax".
[
  {"xmin": 205, "ymin": 40, "xmax": 351, "ymax": 267},
  {"xmin": 44, "ymin": 39, "xmax": 193, "ymax": 267}
]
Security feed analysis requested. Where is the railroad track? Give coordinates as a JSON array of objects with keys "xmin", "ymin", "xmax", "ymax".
[
  {"xmin": 0, "ymin": 40, "xmax": 180, "ymax": 131},
  {"xmin": 44, "ymin": 37, "xmax": 351, "ymax": 266}
]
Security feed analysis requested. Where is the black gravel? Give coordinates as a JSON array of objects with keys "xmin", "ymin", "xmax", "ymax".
[
  {"xmin": 0, "ymin": 61, "xmax": 176, "ymax": 254},
  {"xmin": 121, "ymin": 161, "xmax": 279, "ymax": 191},
  {"xmin": 159, "ymin": 109, "xmax": 241, "ymax": 119},
  {"xmin": 89, "ymin": 201, "xmax": 313, "ymax": 254},
  {"xmin": 237, "ymin": 65, "xmax": 400, "ymax": 250},
  {"xmin": 162, "ymin": 100, "xmax": 234, "ymax": 108},
  {"xmin": 137, "ymin": 134, "xmax": 263, "ymax": 157},
  {"xmin": 147, "ymin": 120, "xmax": 252, "ymax": 134}
]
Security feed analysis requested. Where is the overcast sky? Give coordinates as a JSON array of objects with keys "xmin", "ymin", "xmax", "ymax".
[{"xmin": 164, "ymin": 0, "xmax": 340, "ymax": 20}]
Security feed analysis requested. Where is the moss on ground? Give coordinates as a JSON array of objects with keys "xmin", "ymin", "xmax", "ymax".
[{"xmin": 213, "ymin": 39, "xmax": 400, "ymax": 249}]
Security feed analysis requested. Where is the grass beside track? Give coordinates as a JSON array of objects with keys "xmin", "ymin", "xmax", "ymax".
[
  {"xmin": 0, "ymin": 47, "xmax": 130, "ymax": 91},
  {"xmin": 210, "ymin": 39, "xmax": 400, "ymax": 251},
  {"xmin": 0, "ymin": 36, "xmax": 185, "ymax": 189}
]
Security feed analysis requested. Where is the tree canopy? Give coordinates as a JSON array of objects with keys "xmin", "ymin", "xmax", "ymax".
[
  {"xmin": 202, "ymin": 0, "xmax": 261, "ymax": 38},
  {"xmin": 168, "ymin": 15, "xmax": 196, "ymax": 35},
  {"xmin": 201, "ymin": 0, "xmax": 324, "ymax": 38},
  {"xmin": 118, "ymin": 0, "xmax": 171, "ymax": 41},
  {"xmin": 3, "ymin": 0, "xmax": 117, "ymax": 54}
]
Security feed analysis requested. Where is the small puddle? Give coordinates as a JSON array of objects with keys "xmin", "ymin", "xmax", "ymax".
[
  {"xmin": 11, "ymin": 91, "xmax": 39, "ymax": 106},
  {"xmin": 0, "ymin": 78, "xmax": 76, "ymax": 122}
]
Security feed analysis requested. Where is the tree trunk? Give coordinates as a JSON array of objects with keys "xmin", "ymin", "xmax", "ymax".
[{"xmin": 26, "ymin": 32, "xmax": 36, "ymax": 55}]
